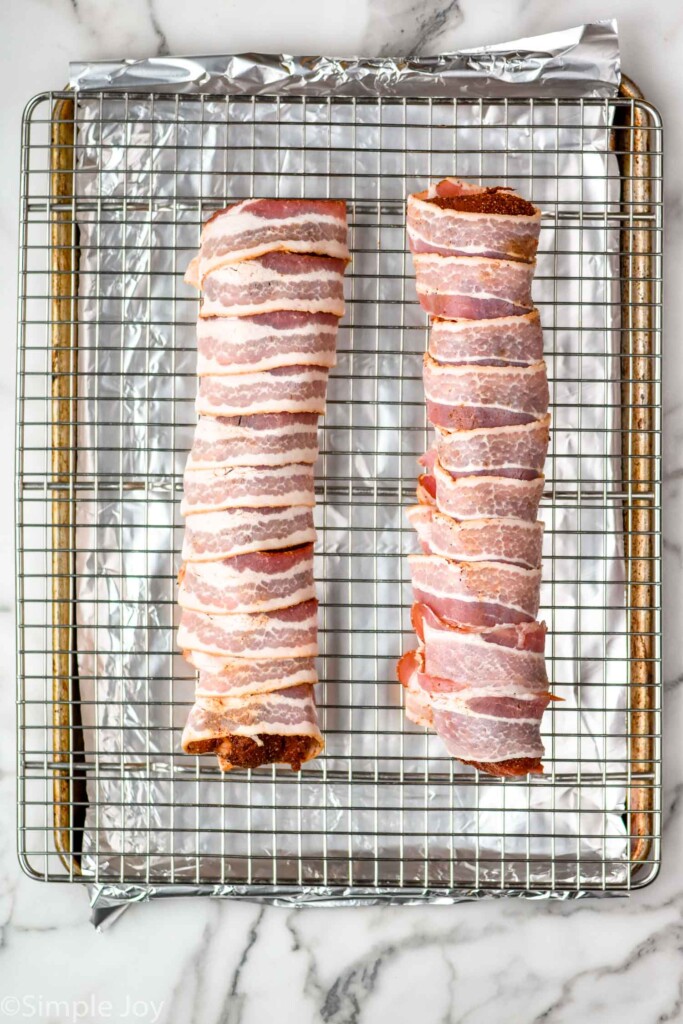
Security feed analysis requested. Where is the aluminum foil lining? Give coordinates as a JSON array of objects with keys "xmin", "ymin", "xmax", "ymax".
[
  {"xmin": 70, "ymin": 20, "xmax": 619, "ymax": 98},
  {"xmin": 68, "ymin": 24, "xmax": 628, "ymax": 912}
]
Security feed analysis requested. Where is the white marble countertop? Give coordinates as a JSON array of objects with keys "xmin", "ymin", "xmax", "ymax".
[{"xmin": 1, "ymin": 2, "xmax": 681, "ymax": 1022}]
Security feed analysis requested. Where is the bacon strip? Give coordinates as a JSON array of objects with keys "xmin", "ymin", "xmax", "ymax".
[
  {"xmin": 414, "ymin": 253, "xmax": 535, "ymax": 320},
  {"xmin": 197, "ymin": 365, "xmax": 329, "ymax": 418},
  {"xmin": 408, "ymin": 505, "xmax": 543, "ymax": 570},
  {"xmin": 409, "ymin": 554, "xmax": 541, "ymax": 628},
  {"xmin": 185, "ymin": 198, "xmax": 350, "ymax": 287},
  {"xmin": 423, "ymin": 356, "xmax": 549, "ymax": 430},
  {"xmin": 431, "ymin": 462, "xmax": 545, "ymax": 522},
  {"xmin": 182, "ymin": 505, "xmax": 316, "ymax": 562},
  {"xmin": 196, "ymin": 311, "xmax": 338, "ymax": 375},
  {"xmin": 181, "ymin": 463, "xmax": 316, "ymax": 515},
  {"xmin": 397, "ymin": 650, "xmax": 434, "ymax": 728},
  {"xmin": 397, "ymin": 645, "xmax": 547, "ymax": 775},
  {"xmin": 433, "ymin": 415, "xmax": 550, "ymax": 479},
  {"xmin": 429, "ymin": 311, "xmax": 543, "ymax": 366},
  {"xmin": 181, "ymin": 200, "xmax": 346, "ymax": 772},
  {"xmin": 186, "ymin": 413, "xmax": 319, "ymax": 470},
  {"xmin": 178, "ymin": 545, "xmax": 316, "ymax": 615},
  {"xmin": 188, "ymin": 651, "xmax": 318, "ymax": 698},
  {"xmin": 412, "ymin": 604, "xmax": 548, "ymax": 692},
  {"xmin": 402, "ymin": 179, "xmax": 552, "ymax": 777},
  {"xmin": 178, "ymin": 599, "xmax": 319, "ymax": 659},
  {"xmin": 407, "ymin": 179, "xmax": 541, "ymax": 262},
  {"xmin": 431, "ymin": 692, "xmax": 548, "ymax": 769},
  {"xmin": 200, "ymin": 252, "xmax": 346, "ymax": 318}
]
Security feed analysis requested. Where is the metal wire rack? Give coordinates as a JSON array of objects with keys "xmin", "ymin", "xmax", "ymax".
[{"xmin": 16, "ymin": 80, "xmax": 662, "ymax": 899}]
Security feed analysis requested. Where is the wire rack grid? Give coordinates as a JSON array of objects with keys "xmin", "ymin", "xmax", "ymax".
[{"xmin": 16, "ymin": 83, "xmax": 662, "ymax": 899}]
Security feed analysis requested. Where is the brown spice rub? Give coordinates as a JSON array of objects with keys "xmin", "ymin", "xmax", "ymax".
[
  {"xmin": 185, "ymin": 732, "xmax": 317, "ymax": 771},
  {"xmin": 430, "ymin": 189, "xmax": 537, "ymax": 217},
  {"xmin": 464, "ymin": 757, "xmax": 544, "ymax": 777},
  {"xmin": 216, "ymin": 734, "xmax": 318, "ymax": 771}
]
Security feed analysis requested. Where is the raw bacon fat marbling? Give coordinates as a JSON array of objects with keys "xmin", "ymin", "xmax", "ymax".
[
  {"xmin": 423, "ymin": 357, "xmax": 549, "ymax": 430},
  {"xmin": 409, "ymin": 554, "xmax": 541, "ymax": 628},
  {"xmin": 414, "ymin": 253, "xmax": 535, "ymax": 320},
  {"xmin": 196, "ymin": 311, "xmax": 338, "ymax": 375},
  {"xmin": 182, "ymin": 505, "xmax": 316, "ymax": 562},
  {"xmin": 188, "ymin": 651, "xmax": 319, "ymax": 698},
  {"xmin": 200, "ymin": 252, "xmax": 346, "ymax": 318},
  {"xmin": 197, "ymin": 364, "xmax": 330, "ymax": 418},
  {"xmin": 407, "ymin": 179, "xmax": 541, "ymax": 262},
  {"xmin": 185, "ymin": 198, "xmax": 349, "ymax": 287},
  {"xmin": 429, "ymin": 310, "xmax": 543, "ymax": 367},
  {"xmin": 433, "ymin": 415, "xmax": 550, "ymax": 479},
  {"xmin": 407, "ymin": 505, "xmax": 543, "ymax": 570},
  {"xmin": 431, "ymin": 463, "xmax": 545, "ymax": 523},
  {"xmin": 178, "ymin": 599, "xmax": 319, "ymax": 659},
  {"xmin": 178, "ymin": 545, "xmax": 316, "ymax": 615},
  {"xmin": 186, "ymin": 413, "xmax": 320, "ymax": 470}
]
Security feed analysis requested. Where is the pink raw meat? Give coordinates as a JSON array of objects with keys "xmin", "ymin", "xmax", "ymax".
[
  {"xmin": 429, "ymin": 310, "xmax": 543, "ymax": 366},
  {"xmin": 433, "ymin": 415, "xmax": 550, "ymax": 479},
  {"xmin": 197, "ymin": 364, "xmax": 330, "ymax": 417},
  {"xmin": 409, "ymin": 554, "xmax": 541, "ymax": 627},
  {"xmin": 188, "ymin": 650, "xmax": 318, "ymax": 698},
  {"xmin": 178, "ymin": 599, "xmax": 319, "ymax": 659},
  {"xmin": 423, "ymin": 356, "xmax": 549, "ymax": 430},
  {"xmin": 200, "ymin": 252, "xmax": 346, "ymax": 318},
  {"xmin": 407, "ymin": 504, "xmax": 543, "ymax": 569},
  {"xmin": 185, "ymin": 198, "xmax": 349, "ymax": 287},
  {"xmin": 178, "ymin": 544, "xmax": 316, "ymax": 615},
  {"xmin": 196, "ymin": 311, "xmax": 338, "ymax": 375},
  {"xmin": 407, "ymin": 179, "xmax": 541, "ymax": 262},
  {"xmin": 181, "ymin": 463, "xmax": 316, "ymax": 515},
  {"xmin": 413, "ymin": 253, "xmax": 535, "ymax": 319},
  {"xmin": 186, "ymin": 413, "xmax": 320, "ymax": 470},
  {"xmin": 431, "ymin": 461, "xmax": 545, "ymax": 522},
  {"xmin": 182, "ymin": 505, "xmax": 316, "ymax": 562}
]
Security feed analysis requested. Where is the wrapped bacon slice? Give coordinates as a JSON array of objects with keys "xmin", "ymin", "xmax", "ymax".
[
  {"xmin": 412, "ymin": 603, "xmax": 548, "ymax": 692},
  {"xmin": 181, "ymin": 684, "xmax": 323, "ymax": 771},
  {"xmin": 182, "ymin": 505, "xmax": 315, "ymax": 562},
  {"xmin": 200, "ymin": 252, "xmax": 346, "ymax": 318},
  {"xmin": 185, "ymin": 198, "xmax": 350, "ymax": 288},
  {"xmin": 423, "ymin": 356, "xmax": 549, "ymax": 430},
  {"xmin": 196, "ymin": 311, "xmax": 338, "ymax": 376},
  {"xmin": 178, "ymin": 599, "xmax": 319, "ymax": 659},
  {"xmin": 186, "ymin": 413, "xmax": 319, "ymax": 471},
  {"xmin": 197, "ymin": 364, "xmax": 329, "ymax": 418},
  {"xmin": 407, "ymin": 505, "xmax": 543, "ymax": 570},
  {"xmin": 413, "ymin": 253, "xmax": 534, "ymax": 320},
  {"xmin": 431, "ymin": 690, "xmax": 548, "ymax": 774},
  {"xmin": 429, "ymin": 310, "xmax": 543, "ymax": 366},
  {"xmin": 178, "ymin": 545, "xmax": 316, "ymax": 616},
  {"xmin": 409, "ymin": 554, "xmax": 541, "ymax": 627},
  {"xmin": 430, "ymin": 462, "xmax": 545, "ymax": 522},
  {"xmin": 407, "ymin": 179, "xmax": 541, "ymax": 262},
  {"xmin": 187, "ymin": 651, "xmax": 318, "ymax": 698},
  {"xmin": 397, "ymin": 646, "xmax": 549, "ymax": 776},
  {"xmin": 181, "ymin": 463, "xmax": 316, "ymax": 515},
  {"xmin": 399, "ymin": 650, "xmax": 434, "ymax": 729},
  {"xmin": 180, "ymin": 199, "xmax": 349, "ymax": 774},
  {"xmin": 432, "ymin": 415, "xmax": 550, "ymax": 479}
]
